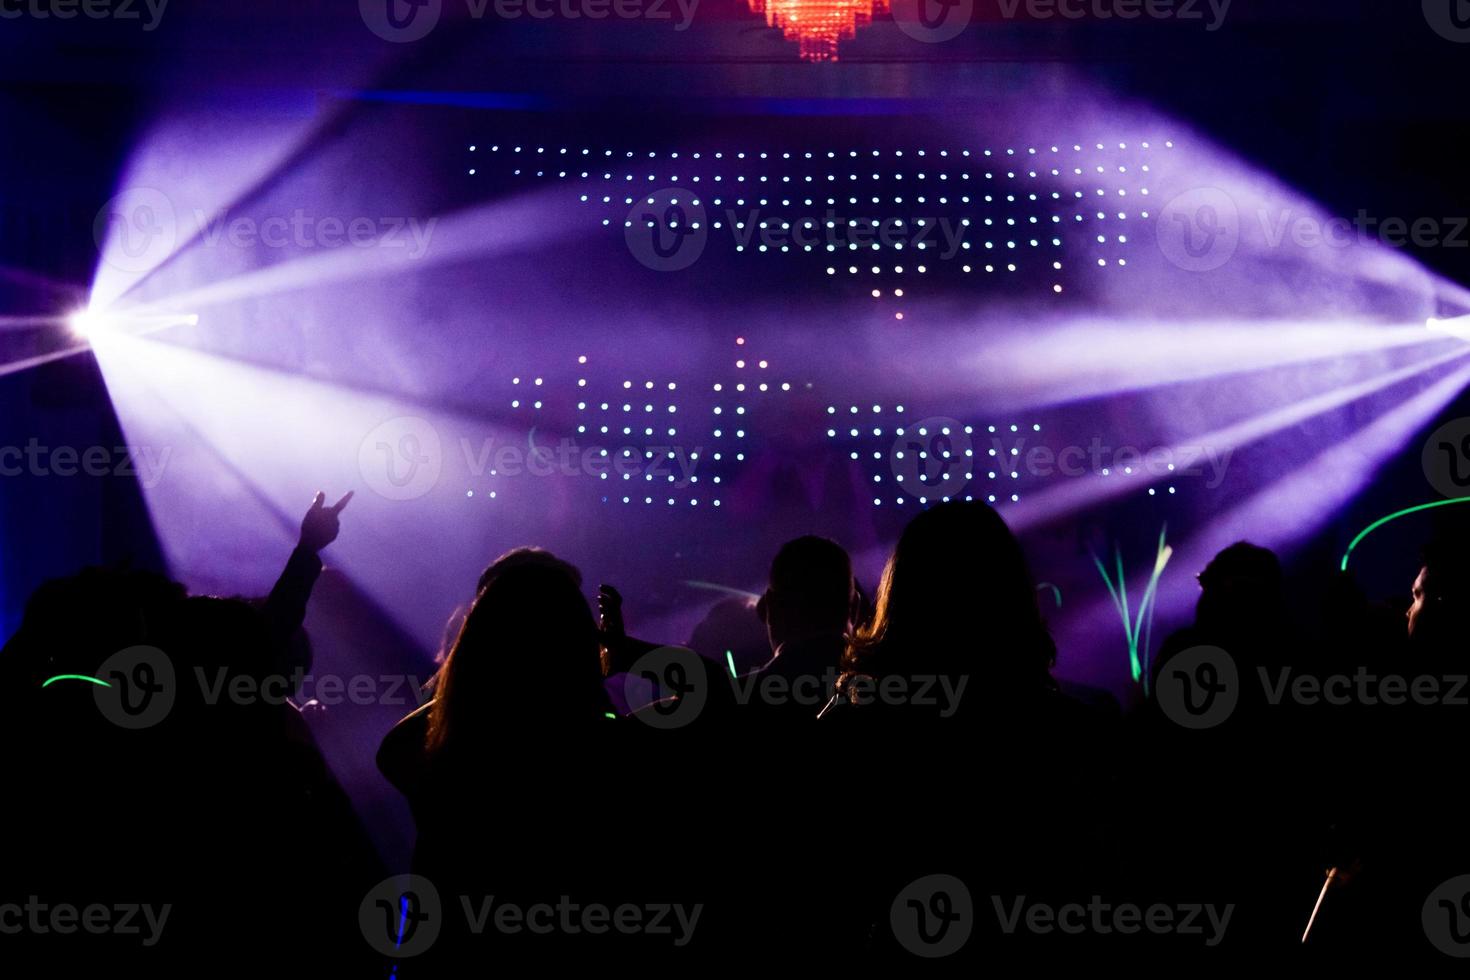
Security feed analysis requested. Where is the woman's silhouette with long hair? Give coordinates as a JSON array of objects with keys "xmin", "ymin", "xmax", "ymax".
[
  {"xmin": 427, "ymin": 555, "xmax": 610, "ymax": 755},
  {"xmin": 841, "ymin": 499, "xmax": 1057, "ymax": 709}
]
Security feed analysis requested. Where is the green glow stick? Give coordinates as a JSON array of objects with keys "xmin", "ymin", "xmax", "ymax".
[
  {"xmin": 1091, "ymin": 525, "xmax": 1173, "ymax": 689},
  {"xmin": 42, "ymin": 674, "xmax": 111, "ymax": 689},
  {"xmin": 1340, "ymin": 497, "xmax": 1470, "ymax": 572}
]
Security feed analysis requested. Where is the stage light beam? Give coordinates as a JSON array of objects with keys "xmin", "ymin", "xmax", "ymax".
[
  {"xmin": 1427, "ymin": 314, "xmax": 1470, "ymax": 343},
  {"xmin": 66, "ymin": 309, "xmax": 200, "ymax": 343},
  {"xmin": 67, "ymin": 309, "xmax": 107, "ymax": 340}
]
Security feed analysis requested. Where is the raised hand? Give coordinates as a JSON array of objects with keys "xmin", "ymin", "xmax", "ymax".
[
  {"xmin": 299, "ymin": 490, "xmax": 354, "ymax": 554},
  {"xmin": 596, "ymin": 584, "xmax": 661, "ymax": 676},
  {"xmin": 598, "ymin": 583, "xmax": 626, "ymax": 639}
]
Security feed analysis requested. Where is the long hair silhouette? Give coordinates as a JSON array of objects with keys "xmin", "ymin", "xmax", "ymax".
[
  {"xmin": 427, "ymin": 557, "xmax": 608, "ymax": 754},
  {"xmin": 845, "ymin": 500, "xmax": 1056, "ymax": 697}
]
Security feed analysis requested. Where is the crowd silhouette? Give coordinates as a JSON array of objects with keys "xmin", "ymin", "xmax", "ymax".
[{"xmin": 5, "ymin": 492, "xmax": 1469, "ymax": 973}]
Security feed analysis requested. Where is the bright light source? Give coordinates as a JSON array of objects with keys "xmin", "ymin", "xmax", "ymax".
[
  {"xmin": 67, "ymin": 309, "xmax": 107, "ymax": 339},
  {"xmin": 1428, "ymin": 314, "xmax": 1470, "ymax": 342},
  {"xmin": 66, "ymin": 309, "xmax": 200, "ymax": 341}
]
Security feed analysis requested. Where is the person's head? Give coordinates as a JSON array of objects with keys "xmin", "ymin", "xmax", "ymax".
[
  {"xmin": 1194, "ymin": 541, "xmax": 1284, "ymax": 630},
  {"xmin": 848, "ymin": 500, "xmax": 1055, "ymax": 690},
  {"xmin": 756, "ymin": 536, "xmax": 855, "ymax": 652},
  {"xmin": 478, "ymin": 546, "xmax": 583, "ymax": 595},
  {"xmin": 428, "ymin": 555, "xmax": 605, "ymax": 753},
  {"xmin": 1408, "ymin": 538, "xmax": 1470, "ymax": 644},
  {"xmin": 3, "ymin": 566, "xmax": 186, "ymax": 722}
]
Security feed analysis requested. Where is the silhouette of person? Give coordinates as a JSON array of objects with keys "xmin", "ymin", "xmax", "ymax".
[
  {"xmin": 744, "ymin": 535, "xmax": 855, "ymax": 722},
  {"xmin": 816, "ymin": 501, "xmax": 1111, "ymax": 964},
  {"xmin": 1152, "ymin": 540, "xmax": 1290, "ymax": 722},
  {"xmin": 1405, "ymin": 536, "xmax": 1470, "ymax": 658},
  {"xmin": 377, "ymin": 551, "xmax": 636, "ymax": 968},
  {"xmin": 831, "ymin": 499, "xmax": 1059, "ymax": 715},
  {"xmin": 3, "ymin": 491, "xmax": 376, "ymax": 971}
]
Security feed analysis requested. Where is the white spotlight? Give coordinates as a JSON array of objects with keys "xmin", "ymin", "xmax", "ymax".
[
  {"xmin": 1428, "ymin": 314, "xmax": 1470, "ymax": 342},
  {"xmin": 67, "ymin": 309, "xmax": 108, "ymax": 340},
  {"xmin": 66, "ymin": 309, "xmax": 200, "ymax": 341}
]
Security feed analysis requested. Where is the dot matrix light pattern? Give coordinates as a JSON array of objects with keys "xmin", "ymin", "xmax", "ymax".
[
  {"xmin": 468, "ymin": 139, "xmax": 1173, "ymax": 309},
  {"xmin": 470, "ymin": 346, "xmax": 1186, "ymax": 510},
  {"xmin": 462, "ymin": 140, "xmax": 1187, "ymax": 510},
  {"xmin": 481, "ymin": 340, "xmax": 798, "ymax": 508},
  {"xmin": 844, "ymin": 419, "xmax": 1183, "ymax": 507}
]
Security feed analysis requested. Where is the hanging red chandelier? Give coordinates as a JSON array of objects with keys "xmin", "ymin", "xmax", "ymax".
[{"xmin": 747, "ymin": 0, "xmax": 890, "ymax": 61}]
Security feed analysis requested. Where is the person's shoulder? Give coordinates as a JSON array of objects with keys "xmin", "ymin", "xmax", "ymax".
[{"xmin": 377, "ymin": 702, "xmax": 433, "ymax": 788}]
